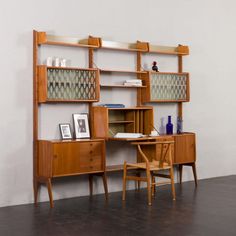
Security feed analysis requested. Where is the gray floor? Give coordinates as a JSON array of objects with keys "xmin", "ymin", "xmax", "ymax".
[{"xmin": 0, "ymin": 175, "xmax": 235, "ymax": 236}]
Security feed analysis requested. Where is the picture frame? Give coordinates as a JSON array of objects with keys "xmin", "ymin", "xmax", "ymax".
[
  {"xmin": 73, "ymin": 113, "xmax": 90, "ymax": 139},
  {"xmin": 59, "ymin": 123, "xmax": 73, "ymax": 140}
]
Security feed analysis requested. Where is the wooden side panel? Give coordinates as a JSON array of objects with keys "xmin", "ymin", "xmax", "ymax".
[
  {"xmin": 90, "ymin": 107, "xmax": 108, "ymax": 138},
  {"xmin": 52, "ymin": 141, "xmax": 104, "ymax": 176},
  {"xmin": 174, "ymin": 133, "xmax": 196, "ymax": 164},
  {"xmin": 143, "ymin": 108, "xmax": 153, "ymax": 135},
  {"xmin": 140, "ymin": 72, "xmax": 150, "ymax": 103},
  {"xmin": 37, "ymin": 65, "xmax": 47, "ymax": 103},
  {"xmin": 38, "ymin": 141, "xmax": 53, "ymax": 178}
]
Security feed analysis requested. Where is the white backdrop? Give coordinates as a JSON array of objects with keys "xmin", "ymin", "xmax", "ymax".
[{"xmin": 0, "ymin": 0, "xmax": 236, "ymax": 207}]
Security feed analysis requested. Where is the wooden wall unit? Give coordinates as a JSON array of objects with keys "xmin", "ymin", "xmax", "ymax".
[{"xmin": 33, "ymin": 30, "xmax": 197, "ymax": 208}]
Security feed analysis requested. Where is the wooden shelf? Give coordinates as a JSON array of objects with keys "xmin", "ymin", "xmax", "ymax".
[
  {"xmin": 100, "ymin": 69, "xmax": 147, "ymax": 74},
  {"xmin": 40, "ymin": 99, "xmax": 99, "ymax": 103},
  {"xmin": 101, "ymin": 85, "xmax": 146, "ymax": 88},
  {"xmin": 100, "ymin": 40, "xmax": 149, "ymax": 52},
  {"xmin": 107, "ymin": 106, "xmax": 153, "ymax": 110},
  {"xmin": 109, "ymin": 120, "xmax": 134, "ymax": 124},
  {"xmin": 149, "ymin": 45, "xmax": 189, "ymax": 56},
  {"xmin": 37, "ymin": 32, "xmax": 100, "ymax": 48}
]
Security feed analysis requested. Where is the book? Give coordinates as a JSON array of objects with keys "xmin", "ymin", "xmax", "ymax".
[{"xmin": 99, "ymin": 104, "xmax": 125, "ymax": 108}]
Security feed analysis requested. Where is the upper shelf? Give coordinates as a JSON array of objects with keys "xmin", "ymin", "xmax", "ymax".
[
  {"xmin": 149, "ymin": 45, "xmax": 189, "ymax": 55},
  {"xmin": 36, "ymin": 31, "xmax": 100, "ymax": 48},
  {"xmin": 35, "ymin": 31, "xmax": 189, "ymax": 55}
]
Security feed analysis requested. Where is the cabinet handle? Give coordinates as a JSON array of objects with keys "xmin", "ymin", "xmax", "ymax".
[
  {"xmin": 53, "ymin": 155, "xmax": 57, "ymax": 159},
  {"xmin": 90, "ymin": 151, "xmax": 93, "ymax": 154}
]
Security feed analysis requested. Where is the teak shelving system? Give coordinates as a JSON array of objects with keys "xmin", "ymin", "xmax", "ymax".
[{"xmin": 33, "ymin": 30, "xmax": 196, "ymax": 207}]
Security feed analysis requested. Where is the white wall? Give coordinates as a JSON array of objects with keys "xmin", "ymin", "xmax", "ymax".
[{"xmin": 0, "ymin": 0, "xmax": 236, "ymax": 207}]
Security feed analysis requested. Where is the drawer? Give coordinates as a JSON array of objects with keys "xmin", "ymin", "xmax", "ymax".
[{"xmin": 52, "ymin": 141, "xmax": 104, "ymax": 176}]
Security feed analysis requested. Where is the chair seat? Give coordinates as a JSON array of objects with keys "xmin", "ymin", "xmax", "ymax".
[{"xmin": 126, "ymin": 161, "xmax": 171, "ymax": 171}]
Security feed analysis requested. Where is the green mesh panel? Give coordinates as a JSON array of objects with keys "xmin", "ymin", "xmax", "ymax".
[
  {"xmin": 150, "ymin": 73, "xmax": 187, "ymax": 101},
  {"xmin": 47, "ymin": 68, "xmax": 97, "ymax": 100}
]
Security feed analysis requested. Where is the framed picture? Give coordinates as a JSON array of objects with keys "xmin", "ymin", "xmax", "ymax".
[
  {"xmin": 59, "ymin": 123, "xmax": 72, "ymax": 140},
  {"xmin": 73, "ymin": 113, "xmax": 90, "ymax": 139}
]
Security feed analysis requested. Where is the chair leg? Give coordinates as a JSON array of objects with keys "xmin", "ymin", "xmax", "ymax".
[
  {"xmin": 122, "ymin": 162, "xmax": 127, "ymax": 201},
  {"xmin": 170, "ymin": 168, "xmax": 176, "ymax": 201},
  {"xmin": 146, "ymin": 169, "xmax": 152, "ymax": 206},
  {"xmin": 151, "ymin": 174, "xmax": 156, "ymax": 197},
  {"xmin": 135, "ymin": 171, "xmax": 141, "ymax": 191}
]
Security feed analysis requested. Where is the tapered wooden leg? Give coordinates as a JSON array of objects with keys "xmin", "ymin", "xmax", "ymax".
[
  {"xmin": 89, "ymin": 175, "xmax": 93, "ymax": 197},
  {"xmin": 33, "ymin": 178, "xmax": 39, "ymax": 206},
  {"xmin": 170, "ymin": 167, "xmax": 176, "ymax": 200},
  {"xmin": 151, "ymin": 174, "xmax": 156, "ymax": 197},
  {"xmin": 192, "ymin": 163, "xmax": 198, "ymax": 187},
  {"xmin": 122, "ymin": 162, "xmax": 127, "ymax": 201},
  {"xmin": 146, "ymin": 169, "xmax": 151, "ymax": 206},
  {"xmin": 102, "ymin": 172, "xmax": 108, "ymax": 200},
  {"xmin": 46, "ymin": 178, "xmax": 54, "ymax": 208},
  {"xmin": 179, "ymin": 164, "xmax": 183, "ymax": 184}
]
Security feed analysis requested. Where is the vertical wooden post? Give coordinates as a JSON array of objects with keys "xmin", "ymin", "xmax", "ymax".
[
  {"xmin": 88, "ymin": 47, "xmax": 94, "ymax": 134},
  {"xmin": 33, "ymin": 30, "xmax": 39, "ymax": 205},
  {"xmin": 137, "ymin": 51, "xmax": 142, "ymax": 106},
  {"xmin": 178, "ymin": 55, "xmax": 183, "ymax": 119}
]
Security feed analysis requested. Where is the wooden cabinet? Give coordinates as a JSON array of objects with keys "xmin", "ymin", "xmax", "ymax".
[
  {"xmin": 174, "ymin": 133, "xmax": 196, "ymax": 164},
  {"xmin": 37, "ymin": 66, "xmax": 100, "ymax": 103},
  {"xmin": 38, "ymin": 140, "xmax": 105, "ymax": 177},
  {"xmin": 91, "ymin": 106, "xmax": 153, "ymax": 139},
  {"xmin": 140, "ymin": 72, "xmax": 190, "ymax": 103}
]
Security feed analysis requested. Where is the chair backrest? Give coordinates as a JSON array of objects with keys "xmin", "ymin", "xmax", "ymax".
[{"xmin": 131, "ymin": 141, "xmax": 174, "ymax": 168}]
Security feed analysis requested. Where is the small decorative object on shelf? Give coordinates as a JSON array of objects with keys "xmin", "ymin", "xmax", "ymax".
[
  {"xmin": 152, "ymin": 61, "xmax": 159, "ymax": 72},
  {"xmin": 59, "ymin": 123, "xmax": 73, "ymax": 140},
  {"xmin": 73, "ymin": 113, "xmax": 90, "ymax": 139},
  {"xmin": 166, "ymin": 116, "xmax": 173, "ymax": 135},
  {"xmin": 177, "ymin": 116, "xmax": 183, "ymax": 134}
]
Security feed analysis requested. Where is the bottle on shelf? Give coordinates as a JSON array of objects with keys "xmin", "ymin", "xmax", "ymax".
[
  {"xmin": 177, "ymin": 116, "xmax": 183, "ymax": 134},
  {"xmin": 166, "ymin": 116, "xmax": 173, "ymax": 135}
]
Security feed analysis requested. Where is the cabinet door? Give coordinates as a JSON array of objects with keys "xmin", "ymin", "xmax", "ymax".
[
  {"xmin": 174, "ymin": 134, "xmax": 196, "ymax": 164},
  {"xmin": 52, "ymin": 141, "xmax": 104, "ymax": 176}
]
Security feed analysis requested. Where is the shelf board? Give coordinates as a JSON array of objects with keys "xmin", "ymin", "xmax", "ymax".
[
  {"xmin": 106, "ymin": 164, "xmax": 138, "ymax": 172},
  {"xmin": 100, "ymin": 69, "xmax": 147, "ymax": 74},
  {"xmin": 37, "ymin": 33, "xmax": 100, "ymax": 49},
  {"xmin": 101, "ymin": 40, "xmax": 148, "ymax": 52},
  {"xmin": 149, "ymin": 45, "xmax": 189, "ymax": 56},
  {"xmin": 41, "ymin": 65, "xmax": 99, "ymax": 71},
  {"xmin": 100, "ymin": 85, "xmax": 146, "ymax": 88},
  {"xmin": 107, "ymin": 106, "xmax": 153, "ymax": 110},
  {"xmin": 39, "ymin": 99, "xmax": 99, "ymax": 103},
  {"xmin": 109, "ymin": 120, "xmax": 134, "ymax": 124}
]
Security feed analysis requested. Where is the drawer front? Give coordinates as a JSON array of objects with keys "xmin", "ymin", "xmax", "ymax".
[{"xmin": 52, "ymin": 141, "xmax": 104, "ymax": 176}]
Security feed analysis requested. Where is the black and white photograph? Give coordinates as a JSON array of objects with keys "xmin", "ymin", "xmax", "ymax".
[
  {"xmin": 73, "ymin": 113, "xmax": 90, "ymax": 138},
  {"xmin": 59, "ymin": 123, "xmax": 72, "ymax": 139}
]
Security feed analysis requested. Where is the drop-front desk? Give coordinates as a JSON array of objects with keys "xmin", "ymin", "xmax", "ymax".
[{"xmin": 107, "ymin": 132, "xmax": 197, "ymax": 186}]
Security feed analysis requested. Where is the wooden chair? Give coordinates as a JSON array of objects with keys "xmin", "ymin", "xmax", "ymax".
[{"xmin": 122, "ymin": 141, "xmax": 175, "ymax": 205}]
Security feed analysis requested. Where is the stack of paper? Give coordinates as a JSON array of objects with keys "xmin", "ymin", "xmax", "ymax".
[{"xmin": 124, "ymin": 79, "xmax": 142, "ymax": 86}]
